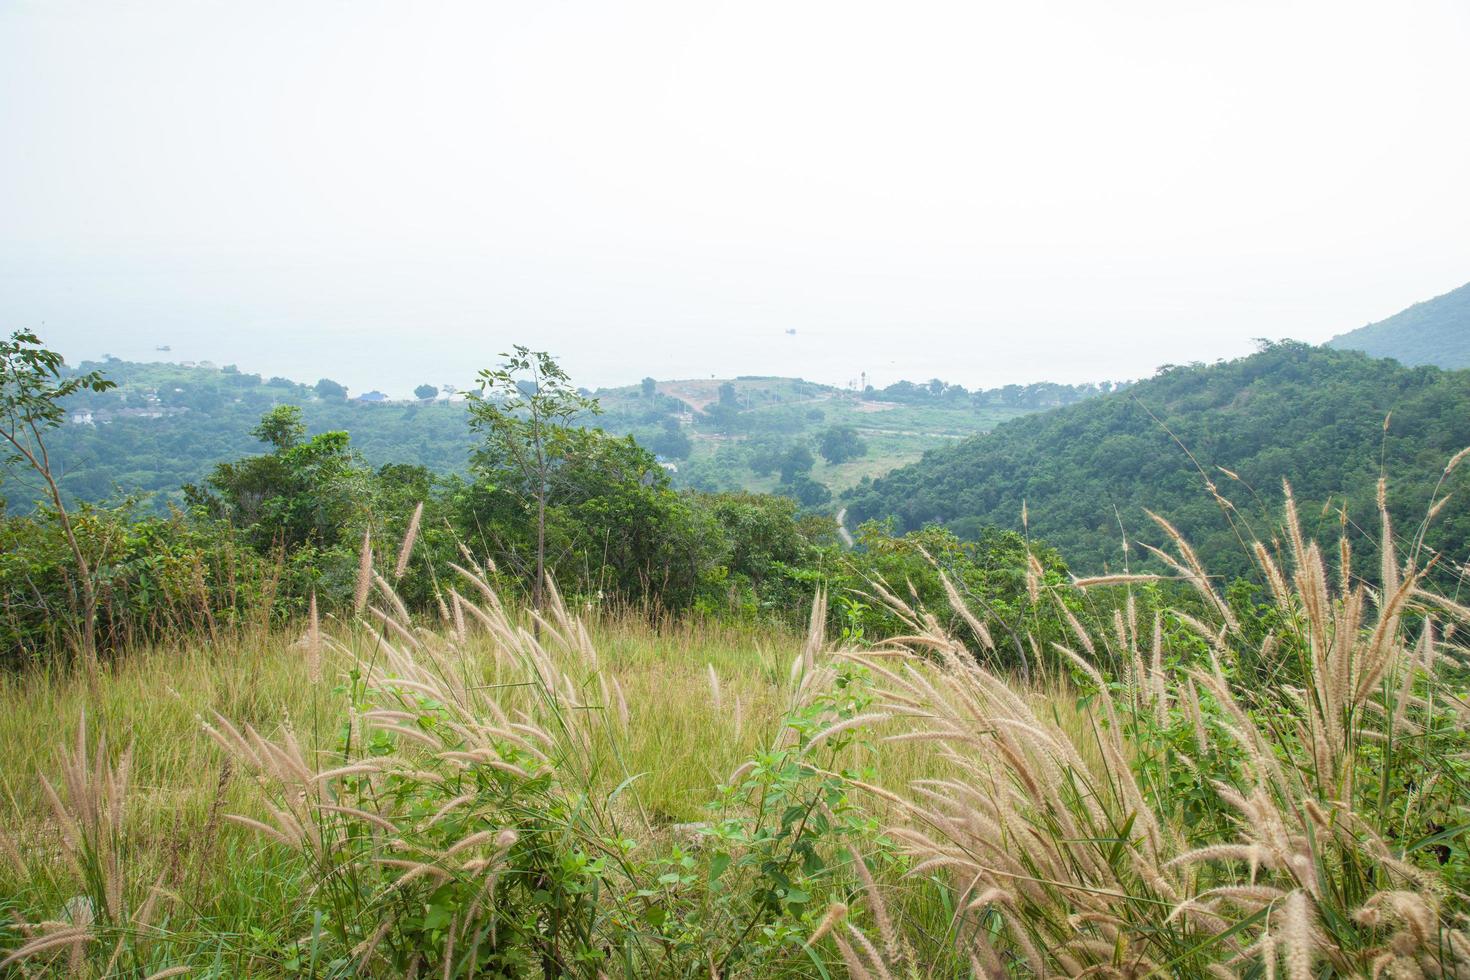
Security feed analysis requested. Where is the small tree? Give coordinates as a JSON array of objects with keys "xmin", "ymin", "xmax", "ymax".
[
  {"xmin": 315, "ymin": 377, "xmax": 348, "ymax": 399},
  {"xmin": 641, "ymin": 377, "xmax": 657, "ymax": 398},
  {"xmin": 818, "ymin": 424, "xmax": 868, "ymax": 464},
  {"xmin": 414, "ymin": 383, "xmax": 438, "ymax": 401},
  {"xmin": 778, "ymin": 443, "xmax": 815, "ymax": 483},
  {"xmin": 787, "ymin": 473, "xmax": 832, "ymax": 508},
  {"xmin": 253, "ymin": 404, "xmax": 306, "ymax": 449},
  {"xmin": 465, "ymin": 347, "xmax": 599, "ymax": 611},
  {"xmin": 0, "ymin": 330, "xmax": 115, "ymax": 663}
]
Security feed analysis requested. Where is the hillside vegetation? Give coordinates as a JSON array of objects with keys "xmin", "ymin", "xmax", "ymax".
[
  {"xmin": 1, "ymin": 337, "xmax": 1079, "ymax": 663},
  {"xmin": 846, "ymin": 342, "xmax": 1470, "ymax": 578},
  {"xmin": 1329, "ymin": 279, "xmax": 1470, "ymax": 369},
  {"xmin": 6, "ymin": 359, "xmax": 1113, "ymax": 514}
]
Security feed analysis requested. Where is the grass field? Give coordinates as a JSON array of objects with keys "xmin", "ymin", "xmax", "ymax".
[
  {"xmin": 663, "ymin": 385, "xmax": 1035, "ymax": 496},
  {"xmin": 4, "ymin": 495, "xmax": 1470, "ymax": 977}
]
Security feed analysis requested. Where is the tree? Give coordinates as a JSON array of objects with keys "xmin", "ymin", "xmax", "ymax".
[
  {"xmin": 778, "ymin": 444, "xmax": 815, "ymax": 483},
  {"xmin": 0, "ymin": 330, "xmax": 115, "ymax": 663},
  {"xmin": 252, "ymin": 404, "xmax": 306, "ymax": 450},
  {"xmin": 465, "ymin": 347, "xmax": 600, "ymax": 611},
  {"xmin": 315, "ymin": 378, "xmax": 348, "ymax": 399},
  {"xmin": 188, "ymin": 406, "xmax": 369, "ymax": 553},
  {"xmin": 641, "ymin": 377, "xmax": 657, "ymax": 398},
  {"xmin": 647, "ymin": 417, "xmax": 692, "ymax": 460},
  {"xmin": 786, "ymin": 473, "xmax": 831, "ymax": 508},
  {"xmin": 718, "ymin": 381, "xmax": 738, "ymax": 408},
  {"xmin": 747, "ymin": 437, "xmax": 788, "ymax": 477},
  {"xmin": 414, "ymin": 383, "xmax": 438, "ymax": 401},
  {"xmin": 818, "ymin": 424, "xmax": 868, "ymax": 464}
]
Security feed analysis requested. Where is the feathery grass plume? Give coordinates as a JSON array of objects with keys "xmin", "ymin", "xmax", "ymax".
[
  {"xmin": 706, "ymin": 662, "xmax": 722, "ymax": 711},
  {"xmin": 6, "ymin": 714, "xmax": 180, "ymax": 973},
  {"xmin": 843, "ymin": 922, "xmax": 895, "ymax": 980},
  {"xmin": 1025, "ymin": 552, "xmax": 1042, "ymax": 603},
  {"xmin": 0, "ymin": 927, "xmax": 95, "ymax": 971},
  {"xmin": 806, "ymin": 902, "xmax": 848, "ymax": 947},
  {"xmin": 370, "ymin": 571, "xmax": 415, "ymax": 630},
  {"xmin": 449, "ymin": 589, "xmax": 468, "ymax": 642},
  {"xmin": 1281, "ymin": 890, "xmax": 1316, "ymax": 980},
  {"xmin": 803, "ymin": 587, "xmax": 827, "ymax": 675},
  {"xmin": 305, "ymin": 591, "xmax": 321, "ymax": 683},
  {"xmin": 610, "ymin": 673, "xmax": 630, "ymax": 731},
  {"xmin": 353, "ymin": 530, "xmax": 373, "ymax": 614},
  {"xmin": 0, "ymin": 824, "xmax": 24, "ymax": 876},
  {"xmin": 831, "ymin": 930, "xmax": 876, "ymax": 980},
  {"xmin": 941, "ymin": 570, "xmax": 994, "ymax": 651},
  {"xmin": 394, "ymin": 501, "xmax": 423, "ymax": 580},
  {"xmin": 848, "ymin": 846, "xmax": 902, "ymax": 965},
  {"xmin": 1073, "ymin": 573, "xmax": 1166, "ymax": 589}
]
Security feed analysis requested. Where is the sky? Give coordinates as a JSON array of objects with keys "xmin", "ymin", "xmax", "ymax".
[{"xmin": 2, "ymin": 0, "xmax": 1469, "ymax": 398}]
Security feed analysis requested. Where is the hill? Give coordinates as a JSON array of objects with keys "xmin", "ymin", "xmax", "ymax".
[
  {"xmin": 845, "ymin": 341, "xmax": 1470, "ymax": 578},
  {"xmin": 2, "ymin": 358, "xmax": 1113, "ymax": 513},
  {"xmin": 599, "ymin": 375, "xmax": 1116, "ymax": 500},
  {"xmin": 1328, "ymin": 280, "xmax": 1470, "ymax": 369}
]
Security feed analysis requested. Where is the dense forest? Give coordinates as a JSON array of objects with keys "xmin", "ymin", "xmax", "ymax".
[
  {"xmin": 1329, "ymin": 279, "xmax": 1470, "ymax": 369},
  {"xmin": 846, "ymin": 341, "xmax": 1470, "ymax": 579}
]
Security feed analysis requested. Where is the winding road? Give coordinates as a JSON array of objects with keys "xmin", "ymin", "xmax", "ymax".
[{"xmin": 836, "ymin": 507, "xmax": 855, "ymax": 548}]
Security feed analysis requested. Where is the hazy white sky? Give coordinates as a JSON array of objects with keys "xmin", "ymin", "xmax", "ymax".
[{"xmin": 3, "ymin": 0, "xmax": 1468, "ymax": 396}]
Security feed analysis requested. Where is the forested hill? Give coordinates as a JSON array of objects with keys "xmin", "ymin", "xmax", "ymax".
[
  {"xmin": 1328, "ymin": 280, "xmax": 1470, "ymax": 369},
  {"xmin": 844, "ymin": 342, "xmax": 1470, "ymax": 579}
]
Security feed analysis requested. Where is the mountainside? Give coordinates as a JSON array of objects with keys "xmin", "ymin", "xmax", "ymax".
[
  {"xmin": 845, "ymin": 342, "xmax": 1470, "ymax": 578},
  {"xmin": 1328, "ymin": 280, "xmax": 1470, "ymax": 369}
]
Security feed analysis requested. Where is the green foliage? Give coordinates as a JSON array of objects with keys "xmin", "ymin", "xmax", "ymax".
[
  {"xmin": 1329, "ymin": 279, "xmax": 1470, "ymax": 369},
  {"xmin": 456, "ymin": 430, "xmax": 723, "ymax": 610},
  {"xmin": 414, "ymin": 383, "xmax": 439, "ymax": 401},
  {"xmin": 777, "ymin": 444, "xmax": 814, "ymax": 484},
  {"xmin": 251, "ymin": 404, "xmax": 306, "ymax": 450},
  {"xmin": 0, "ymin": 330, "xmax": 117, "ymax": 465},
  {"xmin": 0, "ymin": 503, "xmax": 280, "ymax": 662},
  {"xmin": 848, "ymin": 341, "xmax": 1470, "ymax": 581},
  {"xmin": 645, "ymin": 418, "xmax": 692, "ymax": 460},
  {"xmin": 817, "ymin": 424, "xmax": 867, "ymax": 464},
  {"xmin": 187, "ymin": 409, "xmax": 372, "ymax": 553},
  {"xmin": 838, "ymin": 519, "xmax": 1077, "ymax": 666},
  {"xmin": 3, "ymin": 358, "xmax": 1083, "ymax": 514},
  {"xmin": 314, "ymin": 377, "xmax": 348, "ymax": 399},
  {"xmin": 784, "ymin": 474, "xmax": 831, "ymax": 508},
  {"xmin": 697, "ymin": 663, "xmax": 892, "ymax": 975}
]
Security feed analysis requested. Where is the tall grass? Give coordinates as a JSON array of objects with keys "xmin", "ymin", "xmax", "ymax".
[
  {"xmin": 2, "ymin": 473, "xmax": 1469, "ymax": 976},
  {"xmin": 837, "ymin": 480, "xmax": 1470, "ymax": 977}
]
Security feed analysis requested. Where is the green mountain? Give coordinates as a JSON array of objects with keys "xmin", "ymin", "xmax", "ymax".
[
  {"xmin": 845, "ymin": 342, "xmax": 1470, "ymax": 579},
  {"xmin": 1328, "ymin": 280, "xmax": 1470, "ymax": 369}
]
